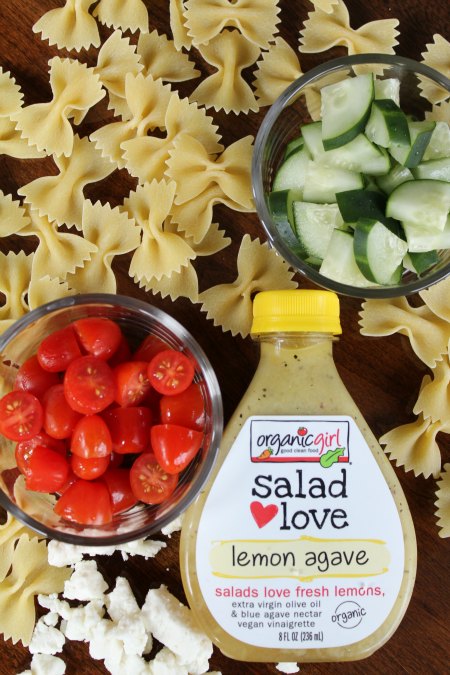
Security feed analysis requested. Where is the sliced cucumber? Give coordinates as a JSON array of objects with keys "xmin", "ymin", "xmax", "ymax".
[
  {"xmin": 321, "ymin": 74, "xmax": 374, "ymax": 150},
  {"xmin": 292, "ymin": 201, "xmax": 343, "ymax": 259},
  {"xmin": 422, "ymin": 121, "xmax": 450, "ymax": 160},
  {"xmin": 303, "ymin": 162, "xmax": 364, "ymax": 203},
  {"xmin": 412, "ymin": 157, "xmax": 450, "ymax": 182},
  {"xmin": 365, "ymin": 99, "xmax": 410, "ymax": 148},
  {"xmin": 354, "ymin": 217, "xmax": 408, "ymax": 284},
  {"xmin": 404, "ymin": 250, "xmax": 440, "ymax": 275},
  {"xmin": 284, "ymin": 134, "xmax": 304, "ymax": 160},
  {"xmin": 301, "ymin": 122, "xmax": 323, "ymax": 159},
  {"xmin": 389, "ymin": 119, "xmax": 436, "ymax": 168},
  {"xmin": 374, "ymin": 77, "xmax": 400, "ymax": 105},
  {"xmin": 268, "ymin": 189, "xmax": 302, "ymax": 230},
  {"xmin": 319, "ymin": 229, "xmax": 373, "ymax": 287},
  {"xmin": 316, "ymin": 133, "xmax": 390, "ymax": 175},
  {"xmin": 273, "ymin": 145, "xmax": 311, "ymax": 191},
  {"xmin": 336, "ymin": 188, "xmax": 386, "ymax": 222},
  {"xmin": 402, "ymin": 214, "xmax": 450, "ymax": 252},
  {"xmin": 376, "ymin": 163, "xmax": 414, "ymax": 194},
  {"xmin": 386, "ymin": 179, "xmax": 450, "ymax": 231}
]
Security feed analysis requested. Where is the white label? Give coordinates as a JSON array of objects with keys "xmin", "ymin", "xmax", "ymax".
[{"xmin": 196, "ymin": 416, "xmax": 404, "ymax": 649}]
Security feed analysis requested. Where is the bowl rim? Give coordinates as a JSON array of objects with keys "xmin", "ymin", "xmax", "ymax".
[
  {"xmin": 252, "ymin": 53, "xmax": 450, "ymax": 299},
  {"xmin": 0, "ymin": 293, "xmax": 224, "ymax": 546}
]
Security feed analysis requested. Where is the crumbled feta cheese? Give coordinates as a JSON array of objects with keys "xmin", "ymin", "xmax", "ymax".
[
  {"xmin": 276, "ymin": 663, "xmax": 300, "ymax": 673},
  {"xmin": 29, "ymin": 618, "xmax": 65, "ymax": 655},
  {"xmin": 147, "ymin": 647, "xmax": 188, "ymax": 675},
  {"xmin": 47, "ymin": 541, "xmax": 85, "ymax": 567},
  {"xmin": 47, "ymin": 537, "xmax": 166, "ymax": 566},
  {"xmin": 62, "ymin": 600, "xmax": 105, "ymax": 642},
  {"xmin": 88, "ymin": 619, "xmax": 121, "ymax": 661},
  {"xmin": 118, "ymin": 538, "xmax": 166, "ymax": 560},
  {"xmin": 42, "ymin": 612, "xmax": 59, "ymax": 627},
  {"xmin": 141, "ymin": 585, "xmax": 213, "ymax": 674},
  {"xmin": 161, "ymin": 514, "xmax": 184, "ymax": 537},
  {"xmin": 104, "ymin": 652, "xmax": 149, "ymax": 675},
  {"xmin": 28, "ymin": 654, "xmax": 66, "ymax": 675},
  {"xmin": 106, "ymin": 577, "xmax": 140, "ymax": 622},
  {"xmin": 37, "ymin": 595, "xmax": 71, "ymax": 620},
  {"xmin": 63, "ymin": 560, "xmax": 108, "ymax": 601},
  {"xmin": 112, "ymin": 614, "xmax": 148, "ymax": 656}
]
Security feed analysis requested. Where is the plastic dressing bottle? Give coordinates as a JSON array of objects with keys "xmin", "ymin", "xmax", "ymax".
[{"xmin": 180, "ymin": 289, "xmax": 416, "ymax": 663}]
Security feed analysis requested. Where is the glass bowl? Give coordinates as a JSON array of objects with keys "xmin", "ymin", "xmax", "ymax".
[
  {"xmin": 252, "ymin": 54, "xmax": 450, "ymax": 298},
  {"xmin": 0, "ymin": 294, "xmax": 223, "ymax": 545}
]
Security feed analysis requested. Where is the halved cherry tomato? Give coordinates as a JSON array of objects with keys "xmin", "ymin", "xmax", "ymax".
[
  {"xmin": 14, "ymin": 355, "xmax": 60, "ymax": 398},
  {"xmin": 64, "ymin": 356, "xmax": 115, "ymax": 415},
  {"xmin": 71, "ymin": 454, "xmax": 110, "ymax": 480},
  {"xmin": 160, "ymin": 383, "xmax": 206, "ymax": 431},
  {"xmin": 15, "ymin": 431, "xmax": 66, "ymax": 477},
  {"xmin": 0, "ymin": 390, "xmax": 43, "ymax": 441},
  {"xmin": 129, "ymin": 453, "xmax": 178, "ymax": 504},
  {"xmin": 25, "ymin": 446, "xmax": 70, "ymax": 492},
  {"xmin": 113, "ymin": 361, "xmax": 152, "ymax": 407},
  {"xmin": 108, "ymin": 335, "xmax": 132, "ymax": 368},
  {"xmin": 102, "ymin": 406, "xmax": 151, "ymax": 454},
  {"xmin": 148, "ymin": 349, "xmax": 195, "ymax": 396},
  {"xmin": 133, "ymin": 334, "xmax": 167, "ymax": 362},
  {"xmin": 43, "ymin": 384, "xmax": 82, "ymax": 439},
  {"xmin": 37, "ymin": 325, "xmax": 82, "ymax": 372},
  {"xmin": 151, "ymin": 423, "xmax": 203, "ymax": 474},
  {"xmin": 71, "ymin": 415, "xmax": 112, "ymax": 459},
  {"xmin": 73, "ymin": 317, "xmax": 122, "ymax": 360},
  {"xmin": 102, "ymin": 468, "xmax": 137, "ymax": 514},
  {"xmin": 54, "ymin": 479, "xmax": 113, "ymax": 525}
]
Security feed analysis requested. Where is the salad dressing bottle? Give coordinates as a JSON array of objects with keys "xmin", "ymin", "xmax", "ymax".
[{"xmin": 180, "ymin": 290, "xmax": 416, "ymax": 663}]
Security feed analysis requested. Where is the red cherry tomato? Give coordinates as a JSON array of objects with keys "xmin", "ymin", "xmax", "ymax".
[
  {"xmin": 148, "ymin": 350, "xmax": 195, "ymax": 396},
  {"xmin": 14, "ymin": 355, "xmax": 60, "ymax": 398},
  {"xmin": 133, "ymin": 334, "xmax": 167, "ymax": 362},
  {"xmin": 0, "ymin": 390, "xmax": 43, "ymax": 442},
  {"xmin": 37, "ymin": 325, "xmax": 82, "ymax": 372},
  {"xmin": 151, "ymin": 424, "xmax": 203, "ymax": 474},
  {"xmin": 71, "ymin": 454, "xmax": 111, "ymax": 480},
  {"xmin": 160, "ymin": 383, "xmax": 206, "ymax": 431},
  {"xmin": 73, "ymin": 317, "xmax": 122, "ymax": 360},
  {"xmin": 25, "ymin": 446, "xmax": 70, "ymax": 492},
  {"xmin": 102, "ymin": 468, "xmax": 137, "ymax": 514},
  {"xmin": 113, "ymin": 361, "xmax": 152, "ymax": 407},
  {"xmin": 109, "ymin": 451, "xmax": 124, "ymax": 469},
  {"xmin": 54, "ymin": 479, "xmax": 113, "ymax": 525},
  {"xmin": 64, "ymin": 356, "xmax": 115, "ymax": 415},
  {"xmin": 43, "ymin": 384, "xmax": 82, "ymax": 439},
  {"xmin": 102, "ymin": 406, "xmax": 151, "ymax": 454},
  {"xmin": 108, "ymin": 335, "xmax": 132, "ymax": 368},
  {"xmin": 129, "ymin": 453, "xmax": 178, "ymax": 504},
  {"xmin": 71, "ymin": 415, "xmax": 112, "ymax": 459},
  {"xmin": 15, "ymin": 432, "xmax": 66, "ymax": 477}
]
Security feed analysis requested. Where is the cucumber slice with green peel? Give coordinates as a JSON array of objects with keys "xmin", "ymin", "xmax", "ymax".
[
  {"xmin": 404, "ymin": 250, "xmax": 440, "ymax": 275},
  {"xmin": 389, "ymin": 119, "xmax": 436, "ymax": 168},
  {"xmin": 386, "ymin": 179, "xmax": 450, "ymax": 231},
  {"xmin": 292, "ymin": 201, "xmax": 344, "ymax": 259},
  {"xmin": 353, "ymin": 217, "xmax": 408, "ymax": 284},
  {"xmin": 273, "ymin": 145, "xmax": 311, "ymax": 191},
  {"xmin": 402, "ymin": 215, "xmax": 450, "ymax": 252},
  {"xmin": 319, "ymin": 229, "xmax": 373, "ymax": 287},
  {"xmin": 374, "ymin": 77, "xmax": 400, "ymax": 105},
  {"xmin": 268, "ymin": 189, "xmax": 303, "ymax": 230},
  {"xmin": 365, "ymin": 99, "xmax": 410, "ymax": 148},
  {"xmin": 301, "ymin": 121, "xmax": 324, "ymax": 159},
  {"xmin": 376, "ymin": 163, "xmax": 414, "ymax": 194},
  {"xmin": 336, "ymin": 188, "xmax": 387, "ymax": 222},
  {"xmin": 316, "ymin": 133, "xmax": 391, "ymax": 175},
  {"xmin": 284, "ymin": 134, "xmax": 304, "ymax": 160},
  {"xmin": 321, "ymin": 73, "xmax": 374, "ymax": 150},
  {"xmin": 412, "ymin": 157, "xmax": 450, "ymax": 182},
  {"xmin": 303, "ymin": 162, "xmax": 364, "ymax": 203},
  {"xmin": 422, "ymin": 121, "xmax": 450, "ymax": 160}
]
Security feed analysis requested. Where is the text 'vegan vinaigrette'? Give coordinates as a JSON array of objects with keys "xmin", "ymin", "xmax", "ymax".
[{"xmin": 180, "ymin": 290, "xmax": 416, "ymax": 663}]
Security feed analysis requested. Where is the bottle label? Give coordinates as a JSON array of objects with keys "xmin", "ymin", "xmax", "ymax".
[{"xmin": 195, "ymin": 415, "xmax": 405, "ymax": 650}]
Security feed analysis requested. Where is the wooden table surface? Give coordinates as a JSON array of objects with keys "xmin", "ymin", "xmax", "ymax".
[{"xmin": 0, "ymin": 1, "xmax": 449, "ymax": 674}]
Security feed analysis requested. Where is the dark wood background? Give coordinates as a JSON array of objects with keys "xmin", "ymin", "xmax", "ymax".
[{"xmin": 0, "ymin": 1, "xmax": 449, "ymax": 674}]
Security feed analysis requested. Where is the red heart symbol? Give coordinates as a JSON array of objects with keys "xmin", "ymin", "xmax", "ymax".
[{"xmin": 250, "ymin": 501, "xmax": 278, "ymax": 528}]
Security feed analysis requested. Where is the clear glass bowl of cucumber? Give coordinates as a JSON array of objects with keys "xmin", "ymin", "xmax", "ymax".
[{"xmin": 252, "ymin": 54, "xmax": 450, "ymax": 298}]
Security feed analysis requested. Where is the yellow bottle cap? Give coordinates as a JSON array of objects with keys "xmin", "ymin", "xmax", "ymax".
[{"xmin": 251, "ymin": 289, "xmax": 342, "ymax": 335}]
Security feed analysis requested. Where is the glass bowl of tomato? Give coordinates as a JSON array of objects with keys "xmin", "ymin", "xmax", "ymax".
[{"xmin": 0, "ymin": 294, "xmax": 223, "ymax": 545}]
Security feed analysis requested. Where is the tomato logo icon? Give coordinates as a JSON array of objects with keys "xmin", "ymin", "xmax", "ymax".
[{"xmin": 297, "ymin": 426, "xmax": 307, "ymax": 436}]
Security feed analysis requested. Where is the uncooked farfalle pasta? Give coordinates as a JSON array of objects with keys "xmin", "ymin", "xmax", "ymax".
[
  {"xmin": 0, "ymin": 251, "xmax": 33, "ymax": 333},
  {"xmin": 299, "ymin": 0, "xmax": 399, "ymax": 58},
  {"xmin": 32, "ymin": 0, "xmax": 100, "ymax": 52},
  {"xmin": 18, "ymin": 135, "xmax": 114, "ymax": 230},
  {"xmin": 420, "ymin": 34, "xmax": 450, "ymax": 105},
  {"xmin": 0, "ymin": 191, "xmax": 30, "ymax": 238},
  {"xmin": 0, "ymin": 68, "xmax": 23, "ymax": 117},
  {"xmin": 435, "ymin": 464, "xmax": 450, "ymax": 538},
  {"xmin": 169, "ymin": 0, "xmax": 192, "ymax": 50},
  {"xmin": 0, "ymin": 70, "xmax": 44, "ymax": 159},
  {"xmin": 137, "ymin": 29, "xmax": 200, "ymax": 83},
  {"xmin": 93, "ymin": 0, "xmax": 149, "ymax": 34},
  {"xmin": 413, "ymin": 357, "xmax": 450, "ymax": 425},
  {"xmin": 199, "ymin": 234, "xmax": 298, "ymax": 338},
  {"xmin": 253, "ymin": 37, "xmax": 303, "ymax": 107},
  {"xmin": 419, "ymin": 276, "xmax": 450, "ymax": 323}
]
